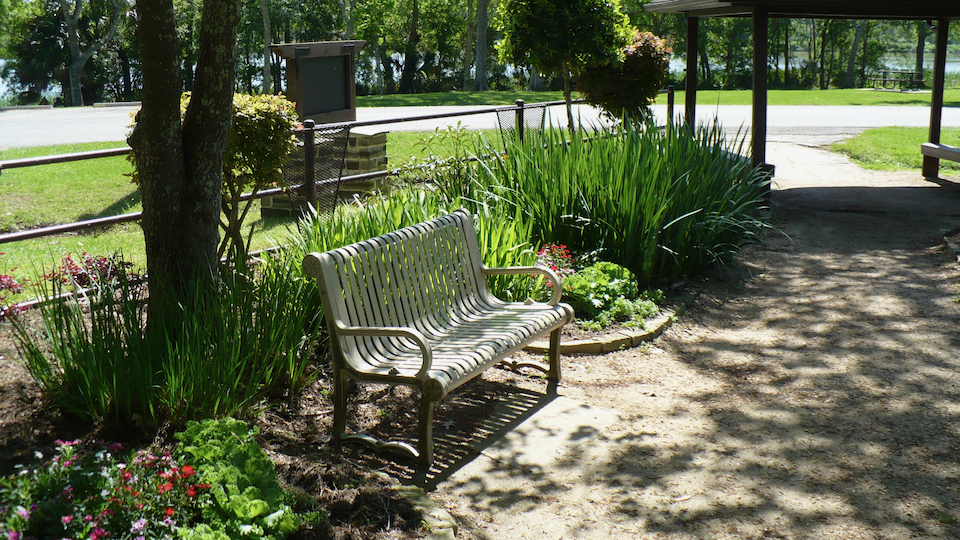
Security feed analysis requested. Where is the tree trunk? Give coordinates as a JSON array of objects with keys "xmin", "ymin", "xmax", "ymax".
[
  {"xmin": 471, "ymin": 0, "xmax": 489, "ymax": 91},
  {"xmin": 129, "ymin": 0, "xmax": 239, "ymax": 326},
  {"xmin": 59, "ymin": 0, "xmax": 124, "ymax": 106},
  {"xmin": 462, "ymin": 0, "xmax": 474, "ymax": 91},
  {"xmin": 528, "ymin": 69, "xmax": 546, "ymax": 91},
  {"xmin": 261, "ymin": 0, "xmax": 271, "ymax": 94},
  {"xmin": 844, "ymin": 21, "xmax": 864, "ymax": 88},
  {"xmin": 915, "ymin": 21, "xmax": 929, "ymax": 75},
  {"xmin": 783, "ymin": 24, "xmax": 790, "ymax": 87},
  {"xmin": 118, "ymin": 46, "xmax": 133, "ymax": 100},
  {"xmin": 818, "ymin": 21, "xmax": 827, "ymax": 89},
  {"xmin": 398, "ymin": 0, "xmax": 420, "ymax": 93}
]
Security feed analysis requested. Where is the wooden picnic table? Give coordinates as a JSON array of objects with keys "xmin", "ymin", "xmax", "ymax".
[{"xmin": 869, "ymin": 70, "xmax": 924, "ymax": 91}]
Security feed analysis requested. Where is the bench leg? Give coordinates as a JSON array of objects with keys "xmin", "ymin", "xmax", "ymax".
[
  {"xmin": 418, "ymin": 397, "xmax": 437, "ymax": 468},
  {"xmin": 332, "ymin": 369, "xmax": 350, "ymax": 442},
  {"xmin": 547, "ymin": 327, "xmax": 563, "ymax": 383}
]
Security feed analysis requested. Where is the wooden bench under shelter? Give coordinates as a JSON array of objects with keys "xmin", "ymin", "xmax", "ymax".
[
  {"xmin": 921, "ymin": 142, "xmax": 960, "ymax": 164},
  {"xmin": 302, "ymin": 209, "xmax": 575, "ymax": 467}
]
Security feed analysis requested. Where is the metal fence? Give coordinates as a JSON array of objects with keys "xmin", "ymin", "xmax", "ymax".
[{"xmin": 0, "ymin": 90, "xmax": 675, "ymax": 246}]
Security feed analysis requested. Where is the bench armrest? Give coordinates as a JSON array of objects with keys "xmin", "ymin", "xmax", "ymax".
[
  {"xmin": 335, "ymin": 325, "xmax": 434, "ymax": 380},
  {"xmin": 482, "ymin": 265, "xmax": 563, "ymax": 305}
]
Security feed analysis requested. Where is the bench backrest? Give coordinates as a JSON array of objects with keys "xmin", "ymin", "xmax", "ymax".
[{"xmin": 303, "ymin": 209, "xmax": 496, "ymax": 340}]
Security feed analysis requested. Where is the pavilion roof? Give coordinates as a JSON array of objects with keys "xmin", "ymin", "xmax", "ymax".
[{"xmin": 644, "ymin": 0, "xmax": 960, "ymax": 19}]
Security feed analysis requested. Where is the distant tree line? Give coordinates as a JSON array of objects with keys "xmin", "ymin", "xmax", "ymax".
[{"xmin": 1, "ymin": 0, "xmax": 958, "ymax": 106}]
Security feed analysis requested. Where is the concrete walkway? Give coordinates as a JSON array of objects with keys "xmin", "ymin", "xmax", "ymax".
[{"xmin": 417, "ymin": 138, "xmax": 960, "ymax": 539}]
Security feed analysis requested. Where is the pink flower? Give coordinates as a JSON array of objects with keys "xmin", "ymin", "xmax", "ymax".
[{"xmin": 61, "ymin": 515, "xmax": 73, "ymax": 525}]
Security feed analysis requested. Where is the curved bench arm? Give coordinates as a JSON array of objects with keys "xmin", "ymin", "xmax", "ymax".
[
  {"xmin": 335, "ymin": 325, "xmax": 434, "ymax": 380},
  {"xmin": 481, "ymin": 265, "xmax": 563, "ymax": 306}
]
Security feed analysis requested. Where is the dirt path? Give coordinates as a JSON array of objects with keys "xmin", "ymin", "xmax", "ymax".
[{"xmin": 430, "ymin": 142, "xmax": 960, "ymax": 539}]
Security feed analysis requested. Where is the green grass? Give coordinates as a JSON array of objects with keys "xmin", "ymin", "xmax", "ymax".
[
  {"xmin": 357, "ymin": 90, "xmax": 569, "ymax": 107},
  {"xmin": 0, "ymin": 142, "xmax": 137, "ymax": 231},
  {"xmin": 832, "ymin": 127, "xmax": 960, "ymax": 172},
  {"xmin": 357, "ymin": 88, "xmax": 960, "ymax": 108},
  {"xmin": 655, "ymin": 88, "xmax": 960, "ymax": 107}
]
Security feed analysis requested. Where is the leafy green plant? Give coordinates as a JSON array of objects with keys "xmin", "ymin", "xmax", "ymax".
[
  {"xmin": 0, "ymin": 439, "xmax": 211, "ymax": 539},
  {"xmin": 175, "ymin": 418, "xmax": 298, "ymax": 540},
  {"xmin": 563, "ymin": 261, "xmax": 639, "ymax": 319},
  {"xmin": 563, "ymin": 261, "xmax": 662, "ymax": 329}
]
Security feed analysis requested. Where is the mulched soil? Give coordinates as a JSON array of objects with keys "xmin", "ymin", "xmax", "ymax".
[{"xmin": 0, "ymin": 304, "xmax": 650, "ymax": 539}]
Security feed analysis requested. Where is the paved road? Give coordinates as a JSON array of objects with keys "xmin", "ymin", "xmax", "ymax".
[{"xmin": 1, "ymin": 102, "xmax": 959, "ymax": 149}]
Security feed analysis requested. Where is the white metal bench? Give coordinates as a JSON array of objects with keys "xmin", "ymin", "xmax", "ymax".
[{"xmin": 302, "ymin": 209, "xmax": 574, "ymax": 467}]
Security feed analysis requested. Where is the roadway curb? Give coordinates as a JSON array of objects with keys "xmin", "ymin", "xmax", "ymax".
[{"xmin": 524, "ymin": 303, "xmax": 685, "ymax": 355}]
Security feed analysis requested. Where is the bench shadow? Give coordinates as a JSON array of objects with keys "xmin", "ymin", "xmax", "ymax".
[{"xmin": 375, "ymin": 380, "xmax": 559, "ymax": 489}]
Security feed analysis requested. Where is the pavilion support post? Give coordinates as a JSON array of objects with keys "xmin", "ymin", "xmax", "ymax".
[
  {"xmin": 685, "ymin": 15, "xmax": 699, "ymax": 127},
  {"xmin": 923, "ymin": 19, "xmax": 950, "ymax": 179},
  {"xmin": 752, "ymin": 7, "xmax": 768, "ymax": 170}
]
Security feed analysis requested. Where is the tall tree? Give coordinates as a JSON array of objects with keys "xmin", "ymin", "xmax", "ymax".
[
  {"xmin": 261, "ymin": 0, "xmax": 271, "ymax": 93},
  {"xmin": 60, "ymin": 0, "xmax": 126, "ymax": 106},
  {"xmin": 397, "ymin": 0, "xmax": 420, "ymax": 93},
  {"xmin": 844, "ymin": 20, "xmax": 864, "ymax": 88},
  {"xmin": 462, "ymin": 0, "xmax": 473, "ymax": 90},
  {"xmin": 471, "ymin": 0, "xmax": 489, "ymax": 91},
  {"xmin": 128, "ymin": 0, "xmax": 240, "ymax": 324},
  {"xmin": 498, "ymin": 0, "xmax": 630, "ymax": 130}
]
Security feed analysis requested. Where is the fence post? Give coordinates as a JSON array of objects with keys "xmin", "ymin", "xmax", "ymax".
[
  {"xmin": 515, "ymin": 99, "xmax": 525, "ymax": 142},
  {"xmin": 303, "ymin": 119, "xmax": 316, "ymax": 211},
  {"xmin": 667, "ymin": 85, "xmax": 675, "ymax": 128}
]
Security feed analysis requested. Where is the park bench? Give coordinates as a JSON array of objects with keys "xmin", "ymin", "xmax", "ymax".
[{"xmin": 302, "ymin": 209, "xmax": 575, "ymax": 467}]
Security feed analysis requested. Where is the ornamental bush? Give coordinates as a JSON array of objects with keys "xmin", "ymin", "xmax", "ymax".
[{"xmin": 575, "ymin": 31, "xmax": 671, "ymax": 121}]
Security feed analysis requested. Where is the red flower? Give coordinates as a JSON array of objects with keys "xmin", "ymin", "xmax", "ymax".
[
  {"xmin": 180, "ymin": 465, "xmax": 196, "ymax": 478},
  {"xmin": 165, "ymin": 507, "xmax": 175, "ymax": 517},
  {"xmin": 158, "ymin": 481, "xmax": 174, "ymax": 494},
  {"xmin": 187, "ymin": 485, "xmax": 197, "ymax": 497}
]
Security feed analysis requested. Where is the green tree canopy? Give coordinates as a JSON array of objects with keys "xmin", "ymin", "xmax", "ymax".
[{"xmin": 497, "ymin": 0, "xmax": 631, "ymax": 127}]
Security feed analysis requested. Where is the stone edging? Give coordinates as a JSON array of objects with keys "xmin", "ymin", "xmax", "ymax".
[{"xmin": 524, "ymin": 303, "xmax": 685, "ymax": 355}]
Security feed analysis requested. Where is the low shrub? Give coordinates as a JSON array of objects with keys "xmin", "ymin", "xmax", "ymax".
[
  {"xmin": 563, "ymin": 261, "xmax": 662, "ymax": 330},
  {"xmin": 0, "ymin": 418, "xmax": 299, "ymax": 540}
]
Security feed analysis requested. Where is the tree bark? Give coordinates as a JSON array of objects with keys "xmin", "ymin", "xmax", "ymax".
[
  {"xmin": 844, "ymin": 21, "xmax": 864, "ymax": 88},
  {"xmin": 129, "ymin": 0, "xmax": 239, "ymax": 325},
  {"xmin": 916, "ymin": 21, "xmax": 930, "ymax": 75},
  {"xmin": 398, "ymin": 0, "xmax": 420, "ymax": 93},
  {"xmin": 471, "ymin": 0, "xmax": 489, "ymax": 91},
  {"xmin": 60, "ymin": 0, "xmax": 124, "ymax": 106},
  {"xmin": 462, "ymin": 0, "xmax": 474, "ymax": 91},
  {"xmin": 262, "ymin": 0, "xmax": 272, "ymax": 94}
]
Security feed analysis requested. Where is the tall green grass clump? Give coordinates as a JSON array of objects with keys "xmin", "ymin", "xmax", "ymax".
[
  {"xmin": 286, "ymin": 187, "xmax": 540, "ymax": 302},
  {"xmin": 477, "ymin": 121, "xmax": 769, "ymax": 281},
  {"xmin": 11, "ymin": 256, "xmax": 321, "ymax": 429}
]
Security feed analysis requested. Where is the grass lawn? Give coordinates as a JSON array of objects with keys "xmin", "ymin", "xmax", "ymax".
[
  {"xmin": 658, "ymin": 88, "xmax": 960, "ymax": 107},
  {"xmin": 356, "ymin": 88, "xmax": 960, "ymax": 108},
  {"xmin": 0, "ymin": 131, "xmax": 501, "ymax": 299},
  {"xmin": 832, "ymin": 127, "xmax": 960, "ymax": 172}
]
